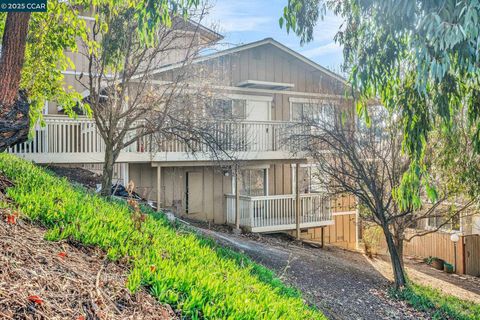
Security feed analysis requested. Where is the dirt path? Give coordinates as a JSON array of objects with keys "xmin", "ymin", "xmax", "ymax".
[{"xmin": 199, "ymin": 228, "xmax": 431, "ymax": 320}]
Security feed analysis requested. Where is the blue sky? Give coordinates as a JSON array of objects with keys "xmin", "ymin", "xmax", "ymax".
[{"xmin": 205, "ymin": 0, "xmax": 344, "ymax": 73}]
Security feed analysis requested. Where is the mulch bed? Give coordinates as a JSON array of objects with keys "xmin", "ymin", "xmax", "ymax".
[
  {"xmin": 40, "ymin": 165, "xmax": 102, "ymax": 189},
  {"xmin": 0, "ymin": 173, "xmax": 176, "ymax": 319}
]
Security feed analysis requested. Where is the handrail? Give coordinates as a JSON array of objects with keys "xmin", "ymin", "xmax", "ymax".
[
  {"xmin": 9, "ymin": 115, "xmax": 308, "ymax": 156},
  {"xmin": 224, "ymin": 193, "xmax": 325, "ymax": 200},
  {"xmin": 225, "ymin": 193, "xmax": 332, "ymax": 231},
  {"xmin": 40, "ymin": 115, "xmax": 297, "ymax": 125}
]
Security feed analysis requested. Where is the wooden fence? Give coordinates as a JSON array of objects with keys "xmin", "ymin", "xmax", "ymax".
[{"xmin": 374, "ymin": 229, "xmax": 480, "ymax": 276}]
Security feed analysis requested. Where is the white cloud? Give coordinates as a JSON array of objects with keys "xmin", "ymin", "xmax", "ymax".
[
  {"xmin": 206, "ymin": 0, "xmax": 273, "ymax": 33},
  {"xmin": 311, "ymin": 13, "xmax": 343, "ymax": 42},
  {"xmin": 301, "ymin": 42, "xmax": 342, "ymax": 58},
  {"xmin": 216, "ymin": 16, "xmax": 273, "ymax": 32}
]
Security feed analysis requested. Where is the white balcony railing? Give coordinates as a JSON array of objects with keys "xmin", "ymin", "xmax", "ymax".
[
  {"xmin": 7, "ymin": 116, "xmax": 307, "ymax": 163},
  {"xmin": 225, "ymin": 193, "xmax": 333, "ymax": 232}
]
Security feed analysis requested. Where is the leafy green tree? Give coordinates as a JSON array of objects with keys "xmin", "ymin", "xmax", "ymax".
[
  {"xmin": 0, "ymin": 5, "xmax": 87, "ymax": 150},
  {"xmin": 0, "ymin": 0, "xmax": 200, "ymax": 151},
  {"xmin": 281, "ymin": 0, "xmax": 480, "ymax": 289},
  {"xmin": 281, "ymin": 0, "xmax": 480, "ymax": 207}
]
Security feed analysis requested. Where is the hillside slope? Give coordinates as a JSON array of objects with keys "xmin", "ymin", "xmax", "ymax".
[
  {"xmin": 0, "ymin": 154, "xmax": 325, "ymax": 319},
  {"xmin": 0, "ymin": 212, "xmax": 174, "ymax": 319}
]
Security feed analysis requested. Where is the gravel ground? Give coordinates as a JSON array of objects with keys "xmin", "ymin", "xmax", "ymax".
[{"xmin": 197, "ymin": 227, "xmax": 432, "ymax": 320}]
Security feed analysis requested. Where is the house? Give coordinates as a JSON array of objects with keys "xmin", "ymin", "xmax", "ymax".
[{"xmin": 8, "ymin": 18, "xmax": 359, "ymax": 250}]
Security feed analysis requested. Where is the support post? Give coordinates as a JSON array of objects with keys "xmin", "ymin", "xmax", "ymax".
[
  {"xmin": 355, "ymin": 196, "xmax": 360, "ymax": 251},
  {"xmin": 122, "ymin": 163, "xmax": 129, "ymax": 186},
  {"xmin": 320, "ymin": 227, "xmax": 324, "ymax": 248},
  {"xmin": 156, "ymin": 166, "xmax": 162, "ymax": 212},
  {"xmin": 295, "ymin": 163, "xmax": 301, "ymax": 240},
  {"xmin": 235, "ymin": 165, "xmax": 240, "ymax": 231}
]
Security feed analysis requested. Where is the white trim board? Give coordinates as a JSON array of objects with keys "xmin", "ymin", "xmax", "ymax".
[
  {"xmin": 226, "ymin": 93, "xmax": 273, "ymax": 102},
  {"xmin": 290, "ymin": 97, "xmax": 340, "ymax": 104},
  {"xmin": 136, "ymin": 79, "xmax": 349, "ymax": 99},
  {"xmin": 237, "ymin": 80, "xmax": 294, "ymax": 90}
]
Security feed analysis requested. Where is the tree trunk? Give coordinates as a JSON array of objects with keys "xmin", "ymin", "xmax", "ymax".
[
  {"xmin": 382, "ymin": 226, "xmax": 407, "ymax": 289},
  {"xmin": 101, "ymin": 146, "xmax": 118, "ymax": 196},
  {"xmin": 0, "ymin": 91, "xmax": 30, "ymax": 151},
  {"xmin": 0, "ymin": 12, "xmax": 32, "ymax": 151}
]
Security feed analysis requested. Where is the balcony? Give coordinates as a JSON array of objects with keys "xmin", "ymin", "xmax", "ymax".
[
  {"xmin": 7, "ymin": 115, "xmax": 307, "ymax": 164},
  {"xmin": 225, "ymin": 193, "xmax": 333, "ymax": 233}
]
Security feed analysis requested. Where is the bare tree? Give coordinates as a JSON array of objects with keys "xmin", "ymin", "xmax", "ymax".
[
  {"xmin": 77, "ymin": 4, "xmax": 221, "ymax": 195},
  {"xmin": 291, "ymin": 104, "xmax": 476, "ymax": 289}
]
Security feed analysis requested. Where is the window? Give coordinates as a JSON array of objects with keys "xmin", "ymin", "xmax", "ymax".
[
  {"xmin": 293, "ymin": 165, "xmax": 325, "ymax": 194},
  {"xmin": 291, "ymin": 102, "xmax": 335, "ymax": 123},
  {"xmin": 207, "ymin": 99, "xmax": 246, "ymax": 119},
  {"xmin": 239, "ymin": 169, "xmax": 265, "ymax": 196},
  {"xmin": 427, "ymin": 211, "xmax": 461, "ymax": 232}
]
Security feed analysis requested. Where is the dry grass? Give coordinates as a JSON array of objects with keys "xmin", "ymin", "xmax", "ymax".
[{"xmin": 0, "ymin": 176, "xmax": 176, "ymax": 320}]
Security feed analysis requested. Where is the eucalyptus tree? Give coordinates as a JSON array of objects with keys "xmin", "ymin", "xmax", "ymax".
[{"xmin": 281, "ymin": 0, "xmax": 480, "ymax": 209}]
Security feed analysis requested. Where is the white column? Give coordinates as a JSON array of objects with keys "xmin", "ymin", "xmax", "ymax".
[
  {"xmin": 264, "ymin": 167, "xmax": 269, "ymax": 196},
  {"xmin": 156, "ymin": 166, "xmax": 162, "ymax": 212},
  {"xmin": 295, "ymin": 163, "xmax": 301, "ymax": 240},
  {"xmin": 235, "ymin": 166, "xmax": 240, "ymax": 229}
]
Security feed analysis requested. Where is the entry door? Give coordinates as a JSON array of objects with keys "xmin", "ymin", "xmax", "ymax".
[
  {"xmin": 186, "ymin": 172, "xmax": 203, "ymax": 213},
  {"xmin": 245, "ymin": 100, "xmax": 270, "ymax": 121},
  {"xmin": 245, "ymin": 100, "xmax": 271, "ymax": 150}
]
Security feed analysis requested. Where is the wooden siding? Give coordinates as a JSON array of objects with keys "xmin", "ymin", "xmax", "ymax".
[
  {"xmin": 158, "ymin": 42, "xmax": 353, "ymax": 122},
  {"xmin": 197, "ymin": 43, "xmax": 346, "ymax": 96},
  {"xmin": 287, "ymin": 212, "xmax": 357, "ymax": 250},
  {"xmin": 129, "ymin": 164, "xmax": 232, "ymax": 224}
]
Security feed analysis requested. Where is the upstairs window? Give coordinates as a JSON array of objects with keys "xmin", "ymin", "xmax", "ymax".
[
  {"xmin": 291, "ymin": 102, "xmax": 335, "ymax": 124},
  {"xmin": 207, "ymin": 99, "xmax": 246, "ymax": 119}
]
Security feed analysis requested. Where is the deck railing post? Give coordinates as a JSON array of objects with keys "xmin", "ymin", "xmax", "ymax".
[
  {"xmin": 156, "ymin": 165, "xmax": 162, "ymax": 212},
  {"xmin": 295, "ymin": 163, "xmax": 301, "ymax": 240},
  {"xmin": 235, "ymin": 165, "xmax": 240, "ymax": 231},
  {"xmin": 250, "ymin": 199, "xmax": 254, "ymax": 228}
]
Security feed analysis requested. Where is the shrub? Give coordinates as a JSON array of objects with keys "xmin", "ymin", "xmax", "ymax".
[
  {"xmin": 362, "ymin": 224, "xmax": 383, "ymax": 258},
  {"xmin": 0, "ymin": 154, "xmax": 324, "ymax": 319}
]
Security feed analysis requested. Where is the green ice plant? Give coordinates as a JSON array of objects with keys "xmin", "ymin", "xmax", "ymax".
[{"xmin": 0, "ymin": 154, "xmax": 324, "ymax": 320}]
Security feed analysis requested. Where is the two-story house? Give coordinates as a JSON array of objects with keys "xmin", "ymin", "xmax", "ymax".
[{"xmin": 8, "ymin": 19, "xmax": 359, "ymax": 249}]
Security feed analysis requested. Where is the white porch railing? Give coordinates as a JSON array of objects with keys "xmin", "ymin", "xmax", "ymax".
[
  {"xmin": 7, "ymin": 116, "xmax": 306, "ymax": 163},
  {"xmin": 225, "ymin": 193, "xmax": 333, "ymax": 232}
]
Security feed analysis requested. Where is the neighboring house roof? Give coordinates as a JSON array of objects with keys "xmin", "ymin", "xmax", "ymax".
[
  {"xmin": 176, "ymin": 17, "xmax": 223, "ymax": 42},
  {"xmin": 78, "ymin": 14, "xmax": 223, "ymax": 42},
  {"xmin": 149, "ymin": 38, "xmax": 347, "ymax": 85}
]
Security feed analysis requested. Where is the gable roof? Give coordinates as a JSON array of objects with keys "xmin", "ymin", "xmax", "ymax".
[
  {"xmin": 150, "ymin": 38, "xmax": 347, "ymax": 85},
  {"xmin": 178, "ymin": 17, "xmax": 224, "ymax": 42}
]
